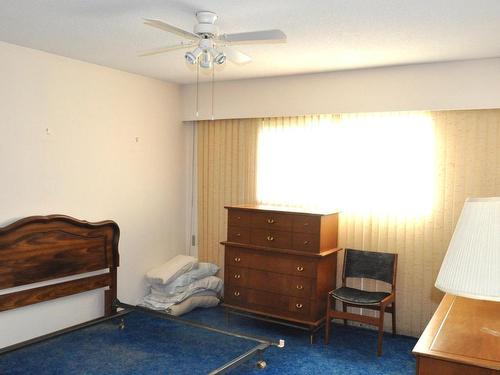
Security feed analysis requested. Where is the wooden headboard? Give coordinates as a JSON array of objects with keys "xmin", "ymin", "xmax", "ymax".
[{"xmin": 0, "ymin": 215, "xmax": 119, "ymax": 316}]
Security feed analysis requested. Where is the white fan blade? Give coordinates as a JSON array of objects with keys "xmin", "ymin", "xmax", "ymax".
[
  {"xmin": 139, "ymin": 43, "xmax": 195, "ymax": 57},
  {"xmin": 223, "ymin": 47, "xmax": 252, "ymax": 64},
  {"xmin": 143, "ymin": 18, "xmax": 199, "ymax": 41},
  {"xmin": 219, "ymin": 29, "xmax": 286, "ymax": 45}
]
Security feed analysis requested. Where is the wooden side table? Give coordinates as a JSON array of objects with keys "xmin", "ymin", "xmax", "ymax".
[{"xmin": 413, "ymin": 294, "xmax": 500, "ymax": 374}]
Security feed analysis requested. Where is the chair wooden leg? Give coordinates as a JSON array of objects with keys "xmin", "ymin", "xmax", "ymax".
[
  {"xmin": 377, "ymin": 306, "xmax": 385, "ymax": 356},
  {"xmin": 325, "ymin": 295, "xmax": 331, "ymax": 345},
  {"xmin": 391, "ymin": 301, "xmax": 396, "ymax": 335},
  {"xmin": 342, "ymin": 302, "xmax": 347, "ymax": 325}
]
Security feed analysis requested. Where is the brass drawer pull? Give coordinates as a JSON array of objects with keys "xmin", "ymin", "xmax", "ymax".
[
  {"xmin": 296, "ymin": 266, "xmax": 304, "ymax": 272},
  {"xmin": 236, "ymin": 216, "xmax": 241, "ymax": 220},
  {"xmin": 266, "ymin": 235, "xmax": 274, "ymax": 241},
  {"xmin": 267, "ymin": 218, "xmax": 275, "ymax": 224},
  {"xmin": 234, "ymin": 291, "xmax": 240, "ymax": 297},
  {"xmin": 303, "ymin": 222, "xmax": 309, "ymax": 226},
  {"xmin": 303, "ymin": 240, "xmax": 310, "ymax": 245},
  {"xmin": 235, "ymin": 233, "xmax": 241, "ymax": 237},
  {"xmin": 234, "ymin": 257, "xmax": 241, "ymax": 263},
  {"xmin": 296, "ymin": 285, "xmax": 303, "ymax": 290},
  {"xmin": 234, "ymin": 274, "xmax": 241, "ymax": 279},
  {"xmin": 296, "ymin": 303, "xmax": 303, "ymax": 309}
]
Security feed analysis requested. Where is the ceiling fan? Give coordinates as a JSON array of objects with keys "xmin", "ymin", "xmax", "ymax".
[{"xmin": 141, "ymin": 11, "xmax": 286, "ymax": 68}]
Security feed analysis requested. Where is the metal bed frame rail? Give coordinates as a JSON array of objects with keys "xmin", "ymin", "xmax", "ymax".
[
  {"xmin": 1, "ymin": 300, "xmax": 284, "ymax": 374},
  {"xmin": 0, "ymin": 310, "xmax": 130, "ymax": 356},
  {"xmin": 113, "ymin": 299, "xmax": 285, "ymax": 374}
]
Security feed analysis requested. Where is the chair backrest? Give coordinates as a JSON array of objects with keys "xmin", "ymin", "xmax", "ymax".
[{"xmin": 343, "ymin": 248, "xmax": 397, "ymax": 285}]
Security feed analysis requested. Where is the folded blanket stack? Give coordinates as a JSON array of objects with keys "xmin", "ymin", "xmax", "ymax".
[{"xmin": 141, "ymin": 255, "xmax": 222, "ymax": 316}]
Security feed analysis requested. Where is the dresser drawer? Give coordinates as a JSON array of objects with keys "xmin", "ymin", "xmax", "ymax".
[
  {"xmin": 250, "ymin": 228, "xmax": 292, "ymax": 249},
  {"xmin": 292, "ymin": 215, "xmax": 321, "ymax": 234},
  {"xmin": 227, "ymin": 267, "xmax": 313, "ymax": 298},
  {"xmin": 251, "ymin": 212, "xmax": 293, "ymax": 231},
  {"xmin": 225, "ymin": 286, "xmax": 310, "ymax": 318},
  {"xmin": 225, "ymin": 247, "xmax": 316, "ymax": 278},
  {"xmin": 227, "ymin": 226, "xmax": 250, "ymax": 243},
  {"xmin": 292, "ymin": 232, "xmax": 319, "ymax": 252},
  {"xmin": 228, "ymin": 209, "xmax": 252, "ymax": 227}
]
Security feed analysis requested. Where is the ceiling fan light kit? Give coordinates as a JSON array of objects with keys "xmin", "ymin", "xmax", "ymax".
[
  {"xmin": 210, "ymin": 48, "xmax": 226, "ymax": 64},
  {"xmin": 185, "ymin": 46, "xmax": 203, "ymax": 64},
  {"xmin": 184, "ymin": 37, "xmax": 225, "ymax": 69},
  {"xmin": 199, "ymin": 50, "xmax": 212, "ymax": 69}
]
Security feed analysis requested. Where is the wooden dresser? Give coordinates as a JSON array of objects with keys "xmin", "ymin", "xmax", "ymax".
[
  {"xmin": 413, "ymin": 294, "xmax": 500, "ymax": 374},
  {"xmin": 221, "ymin": 204, "xmax": 340, "ymax": 339}
]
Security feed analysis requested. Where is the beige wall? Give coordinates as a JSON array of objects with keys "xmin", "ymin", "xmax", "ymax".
[
  {"xmin": 181, "ymin": 58, "xmax": 500, "ymax": 121},
  {"xmin": 0, "ymin": 41, "xmax": 192, "ymax": 347}
]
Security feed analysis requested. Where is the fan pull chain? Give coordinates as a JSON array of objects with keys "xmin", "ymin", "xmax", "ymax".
[
  {"xmin": 211, "ymin": 63, "xmax": 215, "ymax": 121},
  {"xmin": 195, "ymin": 61, "xmax": 199, "ymax": 118}
]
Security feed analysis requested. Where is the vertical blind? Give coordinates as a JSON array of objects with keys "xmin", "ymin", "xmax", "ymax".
[
  {"xmin": 196, "ymin": 109, "xmax": 500, "ymax": 337},
  {"xmin": 196, "ymin": 118, "xmax": 259, "ymax": 268}
]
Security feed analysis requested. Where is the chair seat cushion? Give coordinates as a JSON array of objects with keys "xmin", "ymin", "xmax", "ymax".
[{"xmin": 330, "ymin": 287, "xmax": 390, "ymax": 305}]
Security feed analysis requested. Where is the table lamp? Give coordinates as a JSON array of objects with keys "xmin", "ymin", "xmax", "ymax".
[{"xmin": 435, "ymin": 196, "xmax": 500, "ymax": 302}]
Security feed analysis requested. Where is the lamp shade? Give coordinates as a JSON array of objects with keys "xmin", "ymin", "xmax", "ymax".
[{"xmin": 435, "ymin": 197, "xmax": 500, "ymax": 301}]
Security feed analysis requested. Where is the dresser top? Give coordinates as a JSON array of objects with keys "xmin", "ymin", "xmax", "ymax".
[
  {"xmin": 224, "ymin": 204, "xmax": 339, "ymax": 216},
  {"xmin": 413, "ymin": 294, "xmax": 500, "ymax": 370}
]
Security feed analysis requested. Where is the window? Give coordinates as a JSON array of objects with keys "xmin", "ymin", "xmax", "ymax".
[{"xmin": 256, "ymin": 112, "xmax": 435, "ymax": 217}]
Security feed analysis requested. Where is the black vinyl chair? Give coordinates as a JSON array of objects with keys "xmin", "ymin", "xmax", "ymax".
[{"xmin": 325, "ymin": 248, "xmax": 398, "ymax": 356}]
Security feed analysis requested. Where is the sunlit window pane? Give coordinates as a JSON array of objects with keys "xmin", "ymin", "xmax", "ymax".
[{"xmin": 256, "ymin": 112, "xmax": 435, "ymax": 217}]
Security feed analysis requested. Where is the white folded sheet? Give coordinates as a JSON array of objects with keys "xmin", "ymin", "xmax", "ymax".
[
  {"xmin": 167, "ymin": 295, "xmax": 220, "ymax": 316},
  {"xmin": 142, "ymin": 290, "xmax": 218, "ymax": 310},
  {"xmin": 150, "ymin": 262, "xmax": 219, "ymax": 296},
  {"xmin": 146, "ymin": 254, "xmax": 197, "ymax": 285},
  {"xmin": 142, "ymin": 276, "xmax": 223, "ymax": 310}
]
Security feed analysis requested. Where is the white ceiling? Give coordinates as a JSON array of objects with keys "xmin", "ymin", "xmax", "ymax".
[{"xmin": 1, "ymin": 0, "xmax": 500, "ymax": 84}]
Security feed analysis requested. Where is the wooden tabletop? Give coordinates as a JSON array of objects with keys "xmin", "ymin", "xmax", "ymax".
[{"xmin": 413, "ymin": 294, "xmax": 500, "ymax": 371}]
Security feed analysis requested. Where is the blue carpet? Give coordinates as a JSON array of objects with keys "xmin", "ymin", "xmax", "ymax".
[{"xmin": 0, "ymin": 306, "xmax": 417, "ymax": 374}]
